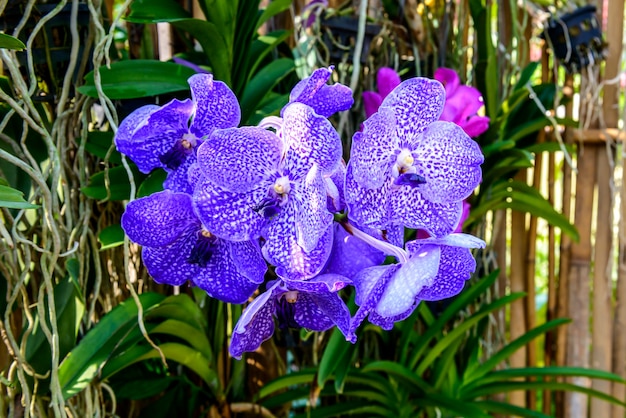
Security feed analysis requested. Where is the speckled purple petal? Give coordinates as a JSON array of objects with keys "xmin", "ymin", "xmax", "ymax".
[
  {"xmin": 416, "ymin": 246, "xmax": 476, "ymax": 300},
  {"xmin": 197, "ymin": 127, "xmax": 282, "ymax": 193},
  {"xmin": 380, "ymin": 78, "xmax": 445, "ymax": 146},
  {"xmin": 375, "ymin": 244, "xmax": 440, "ymax": 317},
  {"xmin": 350, "ymin": 265, "xmax": 398, "ymax": 332},
  {"xmin": 230, "ymin": 282, "xmax": 280, "ymax": 359},
  {"xmin": 191, "ymin": 239, "xmax": 264, "ymax": 303},
  {"xmin": 193, "ymin": 177, "xmax": 267, "ymax": 241},
  {"xmin": 390, "ymin": 187, "xmax": 462, "ymax": 237},
  {"xmin": 289, "ymin": 67, "xmax": 332, "ymax": 106},
  {"xmin": 283, "ymin": 272, "xmax": 351, "ymax": 293},
  {"xmin": 122, "ymin": 190, "xmax": 197, "ymax": 247},
  {"xmin": 116, "ymin": 104, "xmax": 158, "ymax": 147},
  {"xmin": 263, "ymin": 206, "xmax": 333, "ymax": 278},
  {"xmin": 325, "ymin": 162, "xmax": 346, "ymax": 213},
  {"xmin": 294, "ymin": 165, "xmax": 333, "ymax": 253},
  {"xmin": 367, "ymin": 309, "xmax": 415, "ymax": 331},
  {"xmin": 377, "ymin": 67, "xmax": 401, "ymax": 99},
  {"xmin": 322, "ymin": 223, "xmax": 386, "ymax": 279},
  {"xmin": 344, "ymin": 163, "xmax": 391, "ymax": 229},
  {"xmin": 142, "ymin": 227, "xmax": 200, "ymax": 286},
  {"xmin": 188, "ymin": 73, "xmax": 241, "ymax": 139},
  {"xmin": 406, "ymin": 233, "xmax": 486, "ymax": 251},
  {"xmin": 298, "ymin": 83, "xmax": 354, "ymax": 118},
  {"xmin": 116, "ymin": 99, "xmax": 194, "ymax": 173},
  {"xmin": 163, "ymin": 151, "xmax": 198, "ymax": 194},
  {"xmin": 295, "ymin": 292, "xmax": 354, "ymax": 341},
  {"xmin": 282, "ymin": 102, "xmax": 342, "ymax": 179},
  {"xmin": 350, "ymin": 107, "xmax": 398, "ymax": 189},
  {"xmin": 414, "ymin": 121, "xmax": 483, "ymax": 203}
]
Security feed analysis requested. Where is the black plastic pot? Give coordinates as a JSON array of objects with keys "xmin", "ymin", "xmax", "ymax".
[
  {"xmin": 321, "ymin": 16, "xmax": 381, "ymax": 65},
  {"xmin": 543, "ymin": 5, "xmax": 605, "ymax": 73}
]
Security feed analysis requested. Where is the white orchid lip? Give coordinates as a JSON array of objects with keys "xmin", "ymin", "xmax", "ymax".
[
  {"xmin": 284, "ymin": 290, "xmax": 298, "ymax": 303},
  {"xmin": 181, "ymin": 132, "xmax": 197, "ymax": 148}
]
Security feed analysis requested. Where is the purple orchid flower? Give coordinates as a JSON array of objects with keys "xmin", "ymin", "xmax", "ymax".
[
  {"xmin": 115, "ymin": 73, "xmax": 241, "ymax": 194},
  {"xmin": 229, "ymin": 272, "xmax": 354, "ymax": 359},
  {"xmin": 434, "ymin": 68, "xmax": 490, "ymax": 138},
  {"xmin": 193, "ymin": 101, "xmax": 342, "ymax": 277},
  {"xmin": 287, "ymin": 66, "xmax": 354, "ymax": 118},
  {"xmin": 302, "ymin": 0, "xmax": 328, "ymax": 28},
  {"xmin": 347, "ymin": 230, "xmax": 485, "ymax": 332},
  {"xmin": 121, "ymin": 190, "xmax": 266, "ymax": 304},
  {"xmin": 346, "ymin": 77, "xmax": 484, "ymax": 237}
]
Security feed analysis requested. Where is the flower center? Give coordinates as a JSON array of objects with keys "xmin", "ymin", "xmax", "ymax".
[
  {"xmin": 392, "ymin": 149, "xmax": 426, "ymax": 188},
  {"xmin": 273, "ymin": 176, "xmax": 291, "ymax": 195},
  {"xmin": 276, "ymin": 291, "xmax": 300, "ymax": 331},
  {"xmin": 159, "ymin": 133, "xmax": 198, "ymax": 170},
  {"xmin": 187, "ymin": 229, "xmax": 218, "ymax": 267}
]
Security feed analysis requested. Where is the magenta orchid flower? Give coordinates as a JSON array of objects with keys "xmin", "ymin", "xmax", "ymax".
[
  {"xmin": 434, "ymin": 68, "xmax": 490, "ymax": 137},
  {"xmin": 363, "ymin": 67, "xmax": 489, "ymax": 138}
]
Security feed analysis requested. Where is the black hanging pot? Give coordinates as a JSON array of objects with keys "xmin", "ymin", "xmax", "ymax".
[
  {"xmin": 543, "ymin": 5, "xmax": 605, "ymax": 73},
  {"xmin": 320, "ymin": 16, "xmax": 381, "ymax": 65}
]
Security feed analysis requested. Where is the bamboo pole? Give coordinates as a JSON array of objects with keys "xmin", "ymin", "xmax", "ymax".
[
  {"xmin": 510, "ymin": 170, "xmax": 528, "ymax": 410},
  {"xmin": 564, "ymin": 144, "xmax": 597, "ymax": 418},
  {"xmin": 555, "ymin": 75, "xmax": 574, "ymax": 418},
  {"xmin": 590, "ymin": 144, "xmax": 613, "ymax": 417}
]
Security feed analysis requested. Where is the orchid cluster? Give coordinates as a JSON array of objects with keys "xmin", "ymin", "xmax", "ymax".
[{"xmin": 115, "ymin": 67, "xmax": 486, "ymax": 359}]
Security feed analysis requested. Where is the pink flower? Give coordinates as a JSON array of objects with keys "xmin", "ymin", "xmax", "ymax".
[
  {"xmin": 434, "ymin": 68, "xmax": 489, "ymax": 137},
  {"xmin": 363, "ymin": 67, "xmax": 489, "ymax": 138},
  {"xmin": 362, "ymin": 67, "xmax": 401, "ymax": 119}
]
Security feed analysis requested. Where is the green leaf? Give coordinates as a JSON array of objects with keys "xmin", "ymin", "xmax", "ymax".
[
  {"xmin": 473, "ymin": 400, "xmax": 551, "ymax": 418},
  {"xmin": 0, "ymin": 184, "xmax": 38, "ymax": 209},
  {"xmin": 98, "ymin": 224, "xmax": 125, "ymax": 251},
  {"xmin": 240, "ymin": 58, "xmax": 294, "ymax": 123},
  {"xmin": 463, "ymin": 318, "xmax": 571, "ymax": 387},
  {"xmin": 317, "ymin": 327, "xmax": 356, "ymax": 390},
  {"xmin": 150, "ymin": 319, "xmax": 213, "ymax": 360},
  {"xmin": 78, "ymin": 60, "xmax": 196, "ymax": 99},
  {"xmin": 59, "ymin": 292, "xmax": 165, "ymax": 399},
  {"xmin": 0, "ymin": 33, "xmax": 25, "ymax": 50},
  {"xmin": 513, "ymin": 61, "xmax": 540, "ymax": 91},
  {"xmin": 362, "ymin": 361, "xmax": 434, "ymax": 393},
  {"xmin": 136, "ymin": 169, "xmax": 166, "ymax": 198},
  {"xmin": 81, "ymin": 165, "xmax": 147, "ymax": 201},
  {"xmin": 476, "ymin": 366, "xmax": 626, "ymax": 386},
  {"xmin": 102, "ymin": 342, "xmax": 220, "ymax": 393},
  {"xmin": 257, "ymin": 369, "xmax": 317, "ymax": 400},
  {"xmin": 248, "ymin": 30, "xmax": 292, "ymax": 79},
  {"xmin": 255, "ymin": 0, "xmax": 292, "ymax": 31},
  {"xmin": 83, "ymin": 131, "xmax": 121, "ymax": 164},
  {"xmin": 126, "ymin": 0, "xmax": 191, "ymax": 22}
]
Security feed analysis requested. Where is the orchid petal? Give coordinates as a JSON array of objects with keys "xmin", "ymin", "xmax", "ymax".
[
  {"xmin": 375, "ymin": 244, "xmax": 440, "ymax": 317},
  {"xmin": 282, "ymin": 102, "xmax": 342, "ymax": 179},
  {"xmin": 414, "ymin": 121, "xmax": 483, "ymax": 203},
  {"xmin": 350, "ymin": 107, "xmax": 398, "ymax": 188},
  {"xmin": 350, "ymin": 265, "xmax": 398, "ymax": 332},
  {"xmin": 197, "ymin": 127, "xmax": 282, "ymax": 193},
  {"xmin": 263, "ymin": 207, "xmax": 333, "ymax": 278},
  {"xmin": 163, "ymin": 151, "xmax": 198, "ymax": 194},
  {"xmin": 322, "ymin": 223, "xmax": 386, "ymax": 279},
  {"xmin": 345, "ymin": 163, "xmax": 392, "ymax": 229},
  {"xmin": 416, "ymin": 246, "xmax": 476, "ymax": 300},
  {"xmin": 191, "ymin": 240, "xmax": 264, "ymax": 303},
  {"xmin": 362, "ymin": 91, "xmax": 383, "ymax": 119},
  {"xmin": 122, "ymin": 190, "xmax": 197, "ymax": 247},
  {"xmin": 380, "ymin": 78, "xmax": 445, "ymax": 145},
  {"xmin": 142, "ymin": 228, "xmax": 200, "ymax": 286},
  {"xmin": 295, "ymin": 292, "xmax": 354, "ymax": 341},
  {"xmin": 461, "ymin": 116, "xmax": 490, "ymax": 138},
  {"xmin": 294, "ymin": 164, "xmax": 333, "ymax": 253},
  {"xmin": 193, "ymin": 178, "xmax": 266, "ymax": 241},
  {"xmin": 116, "ymin": 99, "xmax": 193, "ymax": 173},
  {"xmin": 188, "ymin": 73, "xmax": 240, "ymax": 139},
  {"xmin": 390, "ymin": 188, "xmax": 462, "ymax": 237},
  {"xmin": 376, "ymin": 67, "xmax": 401, "ymax": 99},
  {"xmin": 434, "ymin": 67, "xmax": 460, "ymax": 95}
]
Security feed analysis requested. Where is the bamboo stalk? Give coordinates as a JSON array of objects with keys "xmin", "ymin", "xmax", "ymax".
[
  {"xmin": 544, "ymin": 140, "xmax": 557, "ymax": 416},
  {"xmin": 590, "ymin": 145, "xmax": 614, "ymax": 417},
  {"xmin": 510, "ymin": 170, "xmax": 528, "ymax": 409},
  {"xmin": 564, "ymin": 144, "xmax": 597, "ymax": 418},
  {"xmin": 555, "ymin": 75, "xmax": 575, "ymax": 418}
]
